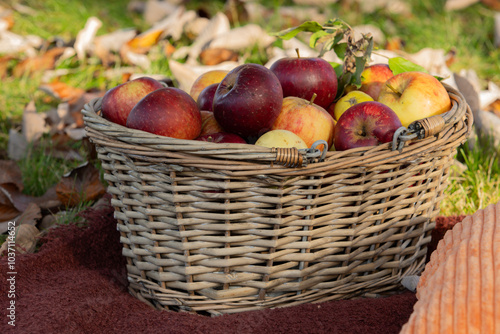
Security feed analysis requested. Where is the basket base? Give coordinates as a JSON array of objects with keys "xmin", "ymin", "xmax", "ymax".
[{"xmin": 127, "ymin": 273, "xmax": 419, "ymax": 316}]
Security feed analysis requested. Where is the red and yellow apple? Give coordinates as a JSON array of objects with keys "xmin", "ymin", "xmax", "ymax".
[
  {"xmin": 101, "ymin": 77, "xmax": 164, "ymax": 126},
  {"xmin": 359, "ymin": 63, "xmax": 394, "ymax": 100},
  {"xmin": 333, "ymin": 90, "xmax": 373, "ymax": 121},
  {"xmin": 333, "ymin": 101, "xmax": 402, "ymax": 151},
  {"xmin": 189, "ymin": 70, "xmax": 229, "ymax": 102},
  {"xmin": 126, "ymin": 87, "xmax": 202, "ymax": 140},
  {"xmin": 199, "ymin": 110, "xmax": 224, "ymax": 136},
  {"xmin": 213, "ymin": 63, "xmax": 283, "ymax": 140},
  {"xmin": 377, "ymin": 71, "xmax": 451, "ymax": 128},
  {"xmin": 271, "ymin": 96, "xmax": 336, "ymax": 150},
  {"xmin": 255, "ymin": 129, "xmax": 308, "ymax": 149}
]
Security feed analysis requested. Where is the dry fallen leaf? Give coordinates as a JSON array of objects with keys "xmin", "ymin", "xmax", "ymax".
[
  {"xmin": 39, "ymin": 81, "xmax": 86, "ymax": 105},
  {"xmin": 0, "ymin": 160, "xmax": 23, "ymax": 190},
  {"xmin": 74, "ymin": 16, "xmax": 102, "ymax": 61},
  {"xmin": 41, "ymin": 132, "xmax": 84, "ymax": 161},
  {"xmin": 149, "ymin": 6, "xmax": 195, "ymax": 42},
  {"xmin": 7, "ymin": 128, "xmax": 28, "ymax": 161},
  {"xmin": 0, "ymin": 8, "xmax": 14, "ymax": 31},
  {"xmin": 175, "ymin": 11, "xmax": 231, "ymax": 64},
  {"xmin": 44, "ymin": 103, "xmax": 71, "ymax": 132},
  {"xmin": 124, "ymin": 28, "xmax": 163, "ymax": 54},
  {"xmin": 0, "ymin": 30, "xmax": 43, "ymax": 55},
  {"xmin": 0, "ymin": 183, "xmax": 61, "ymax": 212},
  {"xmin": 1, "ymin": 201, "xmax": 42, "ymax": 235},
  {"xmin": 0, "ymin": 190, "xmax": 20, "ymax": 225},
  {"xmin": 444, "ymin": 0, "xmax": 480, "ymax": 10},
  {"xmin": 15, "ymin": 202, "xmax": 42, "ymax": 226},
  {"xmin": 200, "ymin": 47, "xmax": 239, "ymax": 66},
  {"xmin": 142, "ymin": 0, "xmax": 178, "ymax": 25},
  {"xmin": 93, "ymin": 28, "xmax": 137, "ymax": 66},
  {"xmin": 480, "ymin": 81, "xmax": 500, "ymax": 110},
  {"xmin": 55, "ymin": 162, "xmax": 106, "ymax": 207},
  {"xmin": 12, "ymin": 47, "xmax": 67, "ymax": 77},
  {"xmin": 163, "ymin": 40, "xmax": 176, "ymax": 58},
  {"xmin": 184, "ymin": 16, "xmax": 210, "ymax": 39},
  {"xmin": 486, "ymin": 99, "xmax": 500, "ymax": 118},
  {"xmin": 207, "ymin": 23, "xmax": 276, "ymax": 52},
  {"xmin": 22, "ymin": 100, "xmax": 49, "ymax": 143},
  {"xmin": 0, "ymin": 224, "xmax": 40, "ymax": 255}
]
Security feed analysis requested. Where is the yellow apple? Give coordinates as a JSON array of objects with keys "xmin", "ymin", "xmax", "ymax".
[
  {"xmin": 189, "ymin": 70, "xmax": 229, "ymax": 102},
  {"xmin": 377, "ymin": 71, "xmax": 451, "ymax": 128},
  {"xmin": 272, "ymin": 96, "xmax": 336, "ymax": 151},
  {"xmin": 333, "ymin": 91, "xmax": 373, "ymax": 121},
  {"xmin": 255, "ymin": 129, "xmax": 308, "ymax": 149}
]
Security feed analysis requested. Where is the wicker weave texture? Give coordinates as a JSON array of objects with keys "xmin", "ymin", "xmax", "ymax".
[{"xmin": 82, "ymin": 86, "xmax": 472, "ymax": 315}]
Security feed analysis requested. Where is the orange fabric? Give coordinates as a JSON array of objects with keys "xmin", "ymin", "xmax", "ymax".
[{"xmin": 400, "ymin": 201, "xmax": 500, "ymax": 334}]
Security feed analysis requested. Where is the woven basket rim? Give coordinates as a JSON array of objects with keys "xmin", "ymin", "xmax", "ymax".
[{"xmin": 82, "ymin": 83, "xmax": 472, "ymax": 169}]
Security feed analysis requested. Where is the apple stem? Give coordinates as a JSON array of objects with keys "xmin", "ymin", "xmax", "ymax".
[
  {"xmin": 386, "ymin": 83, "xmax": 402, "ymax": 97},
  {"xmin": 295, "ymin": 48, "xmax": 300, "ymax": 59},
  {"xmin": 309, "ymin": 93, "xmax": 317, "ymax": 105}
]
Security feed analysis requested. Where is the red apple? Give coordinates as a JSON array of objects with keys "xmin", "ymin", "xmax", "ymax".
[
  {"xmin": 213, "ymin": 63, "xmax": 283, "ymax": 140},
  {"xmin": 271, "ymin": 95, "xmax": 336, "ymax": 151},
  {"xmin": 359, "ymin": 64, "xmax": 394, "ymax": 100},
  {"xmin": 377, "ymin": 71, "xmax": 451, "ymax": 128},
  {"xmin": 197, "ymin": 82, "xmax": 218, "ymax": 112},
  {"xmin": 334, "ymin": 101, "xmax": 402, "ymax": 151},
  {"xmin": 126, "ymin": 87, "xmax": 201, "ymax": 140},
  {"xmin": 196, "ymin": 132, "xmax": 247, "ymax": 144},
  {"xmin": 270, "ymin": 52, "xmax": 337, "ymax": 109},
  {"xmin": 101, "ymin": 77, "xmax": 164, "ymax": 126}
]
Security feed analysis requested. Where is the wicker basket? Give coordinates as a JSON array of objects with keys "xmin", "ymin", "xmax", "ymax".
[{"xmin": 82, "ymin": 84, "xmax": 472, "ymax": 315}]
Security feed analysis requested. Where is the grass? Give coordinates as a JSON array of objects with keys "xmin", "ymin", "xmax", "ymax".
[
  {"xmin": 1, "ymin": 0, "xmax": 499, "ymax": 217},
  {"xmin": 441, "ymin": 135, "xmax": 500, "ymax": 216},
  {"xmin": 17, "ymin": 138, "xmax": 87, "ymax": 196}
]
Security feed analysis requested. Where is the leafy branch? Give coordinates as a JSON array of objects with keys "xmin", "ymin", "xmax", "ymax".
[{"xmin": 271, "ymin": 19, "xmax": 374, "ymax": 100}]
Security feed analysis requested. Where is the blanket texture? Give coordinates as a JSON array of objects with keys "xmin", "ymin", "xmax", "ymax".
[{"xmin": 0, "ymin": 197, "xmax": 465, "ymax": 334}]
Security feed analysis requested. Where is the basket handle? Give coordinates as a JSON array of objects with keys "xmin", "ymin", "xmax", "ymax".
[
  {"xmin": 274, "ymin": 140, "xmax": 328, "ymax": 168},
  {"xmin": 392, "ymin": 83, "xmax": 469, "ymax": 151}
]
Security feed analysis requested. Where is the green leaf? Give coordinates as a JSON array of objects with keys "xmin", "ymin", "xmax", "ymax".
[
  {"xmin": 330, "ymin": 62, "xmax": 343, "ymax": 78},
  {"xmin": 388, "ymin": 57, "xmax": 427, "ymax": 75},
  {"xmin": 319, "ymin": 37, "xmax": 336, "ymax": 57},
  {"xmin": 335, "ymin": 72, "xmax": 352, "ymax": 100},
  {"xmin": 270, "ymin": 21, "xmax": 323, "ymax": 40},
  {"xmin": 309, "ymin": 30, "xmax": 329, "ymax": 48},
  {"xmin": 352, "ymin": 56, "xmax": 367, "ymax": 87},
  {"xmin": 333, "ymin": 43, "xmax": 347, "ymax": 59}
]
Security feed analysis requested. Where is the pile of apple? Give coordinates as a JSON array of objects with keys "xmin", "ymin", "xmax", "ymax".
[{"xmin": 100, "ymin": 55, "xmax": 452, "ymax": 152}]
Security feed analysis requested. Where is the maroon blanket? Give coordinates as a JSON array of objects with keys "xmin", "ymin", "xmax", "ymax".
[{"xmin": 0, "ymin": 198, "xmax": 464, "ymax": 333}]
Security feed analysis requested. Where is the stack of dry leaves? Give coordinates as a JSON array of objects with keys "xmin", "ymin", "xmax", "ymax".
[{"xmin": 1, "ymin": 0, "xmax": 500, "ymax": 253}]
